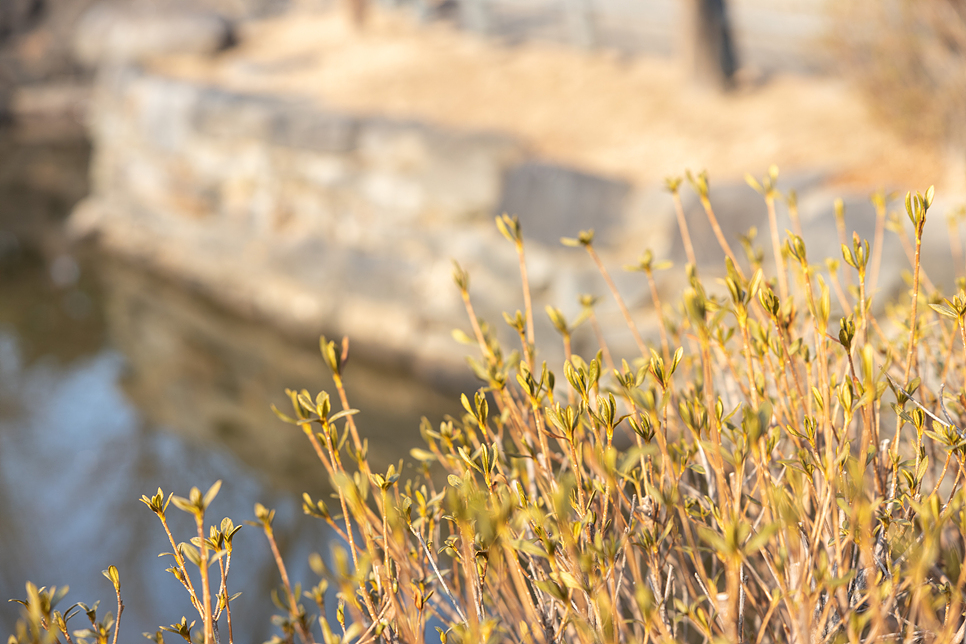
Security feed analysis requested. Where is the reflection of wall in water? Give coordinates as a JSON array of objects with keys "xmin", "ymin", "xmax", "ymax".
[
  {"xmin": 0, "ymin": 131, "xmax": 332, "ymax": 641},
  {"xmin": 98, "ymin": 257, "xmax": 460, "ymax": 493}
]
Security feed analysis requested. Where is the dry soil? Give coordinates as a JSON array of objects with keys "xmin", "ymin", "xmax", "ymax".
[{"xmin": 153, "ymin": 7, "xmax": 948, "ymax": 191}]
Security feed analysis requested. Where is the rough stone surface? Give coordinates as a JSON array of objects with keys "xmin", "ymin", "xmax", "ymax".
[
  {"xmin": 1, "ymin": 0, "xmax": 287, "ymax": 94},
  {"xmin": 73, "ymin": 65, "xmax": 633, "ymax": 385},
  {"xmin": 72, "ymin": 63, "xmax": 954, "ymax": 388},
  {"xmin": 498, "ymin": 162, "xmax": 630, "ymax": 246},
  {"xmin": 73, "ymin": 4, "xmax": 235, "ymax": 66}
]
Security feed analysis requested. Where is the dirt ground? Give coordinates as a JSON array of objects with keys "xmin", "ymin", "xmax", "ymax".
[{"xmin": 154, "ymin": 7, "xmax": 949, "ymax": 190}]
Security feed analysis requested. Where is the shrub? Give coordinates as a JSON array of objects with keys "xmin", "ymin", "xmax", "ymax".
[{"xmin": 10, "ymin": 172, "xmax": 966, "ymax": 644}]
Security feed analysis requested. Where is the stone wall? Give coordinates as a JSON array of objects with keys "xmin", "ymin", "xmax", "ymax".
[
  {"xmin": 70, "ymin": 64, "xmax": 676, "ymax": 390},
  {"xmin": 71, "ymin": 63, "xmax": 959, "ymax": 392}
]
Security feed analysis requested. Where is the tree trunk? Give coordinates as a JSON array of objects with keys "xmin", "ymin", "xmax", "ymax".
[
  {"xmin": 681, "ymin": 0, "xmax": 738, "ymax": 91},
  {"xmin": 347, "ymin": 0, "xmax": 367, "ymax": 29}
]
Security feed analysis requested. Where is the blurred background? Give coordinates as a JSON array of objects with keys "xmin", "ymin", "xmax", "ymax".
[{"xmin": 0, "ymin": 0, "xmax": 964, "ymax": 640}]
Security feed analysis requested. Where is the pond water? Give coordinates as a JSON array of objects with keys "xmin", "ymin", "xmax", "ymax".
[{"xmin": 0, "ymin": 129, "xmax": 460, "ymax": 642}]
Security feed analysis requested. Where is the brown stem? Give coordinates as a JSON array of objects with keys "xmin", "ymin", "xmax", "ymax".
[
  {"xmin": 585, "ymin": 244, "xmax": 648, "ymax": 357},
  {"xmin": 111, "ymin": 583, "xmax": 123, "ymax": 644},
  {"xmin": 460, "ymin": 288, "xmax": 495, "ymax": 362},
  {"xmin": 588, "ymin": 309, "xmax": 616, "ymax": 373},
  {"xmin": 645, "ymin": 269, "xmax": 671, "ymax": 364},
  {"xmin": 516, "ymin": 239, "xmax": 536, "ymax": 370},
  {"xmin": 739, "ymin": 322, "xmax": 759, "ymax": 408},
  {"xmin": 766, "ymin": 195, "xmax": 788, "ymax": 302},
  {"xmin": 196, "ymin": 513, "xmax": 214, "ymax": 644},
  {"xmin": 960, "ymin": 320, "xmax": 966, "ymax": 390},
  {"xmin": 332, "ymin": 372, "xmax": 366, "ymax": 469},
  {"xmin": 263, "ymin": 523, "xmax": 316, "ymax": 644},
  {"xmin": 671, "ymin": 190, "xmax": 697, "ymax": 268},
  {"xmin": 700, "ymin": 195, "xmax": 744, "ymax": 279},
  {"xmin": 158, "ymin": 514, "xmax": 203, "ymax": 617},
  {"xmin": 903, "ymin": 225, "xmax": 924, "ymax": 385},
  {"xmin": 217, "ymin": 549, "xmax": 235, "ymax": 644},
  {"xmin": 896, "ymin": 223, "xmax": 936, "ymax": 293}
]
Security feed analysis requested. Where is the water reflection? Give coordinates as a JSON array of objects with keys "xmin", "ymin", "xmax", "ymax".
[
  {"xmin": 99, "ymin": 256, "xmax": 460, "ymax": 494},
  {"xmin": 0, "ymin": 324, "xmax": 310, "ymax": 642},
  {"xmin": 1, "ymin": 232, "xmax": 459, "ymax": 640}
]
